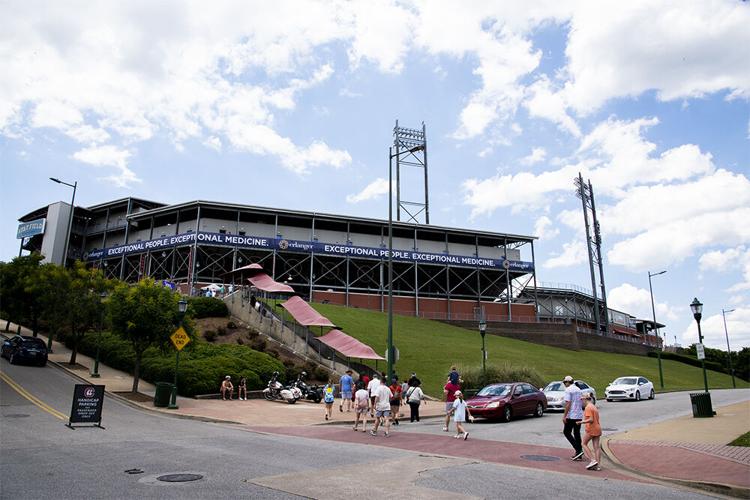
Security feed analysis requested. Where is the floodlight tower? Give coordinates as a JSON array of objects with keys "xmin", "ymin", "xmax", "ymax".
[{"xmin": 393, "ymin": 121, "xmax": 429, "ymax": 224}]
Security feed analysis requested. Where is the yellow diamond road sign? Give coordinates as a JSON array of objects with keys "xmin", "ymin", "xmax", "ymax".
[{"xmin": 170, "ymin": 327, "xmax": 190, "ymax": 351}]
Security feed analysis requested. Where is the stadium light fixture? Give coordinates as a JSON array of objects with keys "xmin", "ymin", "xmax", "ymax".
[{"xmin": 648, "ymin": 270, "xmax": 666, "ymax": 389}]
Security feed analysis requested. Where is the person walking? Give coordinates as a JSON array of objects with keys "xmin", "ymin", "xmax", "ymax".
[
  {"xmin": 339, "ymin": 369, "xmax": 354, "ymax": 412},
  {"xmin": 443, "ymin": 377, "xmax": 461, "ymax": 432},
  {"xmin": 370, "ymin": 381, "xmax": 393, "ymax": 437},
  {"xmin": 323, "ymin": 379, "xmax": 335, "ymax": 420},
  {"xmin": 221, "ymin": 375, "xmax": 234, "ymax": 400},
  {"xmin": 561, "ymin": 375, "xmax": 584, "ymax": 460},
  {"xmin": 389, "ymin": 376, "xmax": 402, "ymax": 426},
  {"xmin": 237, "ymin": 376, "xmax": 247, "ymax": 401},
  {"xmin": 353, "ymin": 382, "xmax": 370, "ymax": 432},
  {"xmin": 581, "ymin": 394, "xmax": 602, "ymax": 470},
  {"xmin": 405, "ymin": 380, "xmax": 426, "ymax": 422},
  {"xmin": 448, "ymin": 366, "xmax": 461, "ymax": 385},
  {"xmin": 366, "ymin": 373, "xmax": 381, "ymax": 417},
  {"xmin": 449, "ymin": 390, "xmax": 473, "ymax": 440}
]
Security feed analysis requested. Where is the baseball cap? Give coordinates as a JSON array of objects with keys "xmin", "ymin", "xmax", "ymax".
[{"xmin": 563, "ymin": 375, "xmax": 574, "ymax": 383}]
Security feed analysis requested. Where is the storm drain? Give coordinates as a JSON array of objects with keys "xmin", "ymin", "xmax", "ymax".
[
  {"xmin": 520, "ymin": 455, "xmax": 560, "ymax": 462},
  {"xmin": 157, "ymin": 474, "xmax": 203, "ymax": 483}
]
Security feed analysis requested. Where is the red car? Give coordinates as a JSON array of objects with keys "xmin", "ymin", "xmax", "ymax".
[{"xmin": 466, "ymin": 382, "xmax": 546, "ymax": 422}]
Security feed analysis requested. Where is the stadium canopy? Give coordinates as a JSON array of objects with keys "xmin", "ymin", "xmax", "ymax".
[
  {"xmin": 247, "ymin": 273, "xmax": 295, "ymax": 294},
  {"xmin": 280, "ymin": 296, "xmax": 336, "ymax": 327},
  {"xmin": 223, "ymin": 263, "xmax": 263, "ymax": 277},
  {"xmin": 318, "ymin": 329, "xmax": 384, "ymax": 360}
]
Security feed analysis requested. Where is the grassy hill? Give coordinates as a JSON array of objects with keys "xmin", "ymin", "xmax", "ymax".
[{"xmin": 301, "ymin": 302, "xmax": 747, "ymax": 398}]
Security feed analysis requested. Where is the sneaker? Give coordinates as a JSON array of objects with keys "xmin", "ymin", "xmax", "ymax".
[
  {"xmin": 369, "ymin": 430, "xmax": 377, "ymax": 436},
  {"xmin": 593, "ymin": 466, "xmax": 602, "ymax": 471},
  {"xmin": 571, "ymin": 451, "xmax": 584, "ymax": 461},
  {"xmin": 352, "ymin": 426, "xmax": 358, "ymax": 431},
  {"xmin": 384, "ymin": 432, "xmax": 389, "ymax": 438},
  {"xmin": 586, "ymin": 461, "xmax": 598, "ymax": 470},
  {"xmin": 393, "ymin": 420, "xmax": 399, "ymax": 426},
  {"xmin": 442, "ymin": 426, "xmax": 448, "ymax": 432},
  {"xmin": 339, "ymin": 405, "xmax": 343, "ymax": 413},
  {"xmin": 454, "ymin": 434, "xmax": 460, "ymax": 439},
  {"xmin": 463, "ymin": 432, "xmax": 469, "ymax": 441},
  {"xmin": 325, "ymin": 414, "xmax": 329, "ymax": 421}
]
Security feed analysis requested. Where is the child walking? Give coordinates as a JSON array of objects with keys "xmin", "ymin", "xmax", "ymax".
[
  {"xmin": 449, "ymin": 390, "xmax": 473, "ymax": 440},
  {"xmin": 353, "ymin": 382, "xmax": 370, "ymax": 432},
  {"xmin": 581, "ymin": 393, "xmax": 602, "ymax": 470},
  {"xmin": 323, "ymin": 380, "xmax": 335, "ymax": 420}
]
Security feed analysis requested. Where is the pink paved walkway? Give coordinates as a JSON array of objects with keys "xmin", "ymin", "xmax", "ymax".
[
  {"xmin": 608, "ymin": 440, "xmax": 750, "ymax": 488},
  {"xmin": 252, "ymin": 425, "xmax": 645, "ymax": 483}
]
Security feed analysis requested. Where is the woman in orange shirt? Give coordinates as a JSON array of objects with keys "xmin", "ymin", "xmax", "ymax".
[{"xmin": 581, "ymin": 394, "xmax": 602, "ymax": 470}]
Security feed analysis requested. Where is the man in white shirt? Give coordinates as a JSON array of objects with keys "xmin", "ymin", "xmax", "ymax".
[
  {"xmin": 370, "ymin": 383, "xmax": 393, "ymax": 437},
  {"xmin": 561, "ymin": 375, "xmax": 584, "ymax": 460},
  {"xmin": 366, "ymin": 374, "xmax": 381, "ymax": 417}
]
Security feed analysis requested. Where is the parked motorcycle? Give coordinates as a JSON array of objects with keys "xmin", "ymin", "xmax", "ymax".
[
  {"xmin": 263, "ymin": 371, "xmax": 302, "ymax": 404},
  {"xmin": 294, "ymin": 372, "xmax": 323, "ymax": 403}
]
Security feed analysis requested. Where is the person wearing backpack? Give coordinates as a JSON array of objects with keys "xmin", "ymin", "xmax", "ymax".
[
  {"xmin": 406, "ymin": 380, "xmax": 426, "ymax": 422},
  {"xmin": 323, "ymin": 379, "xmax": 335, "ymax": 420}
]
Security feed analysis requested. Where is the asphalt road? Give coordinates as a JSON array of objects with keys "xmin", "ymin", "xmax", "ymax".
[
  {"xmin": 0, "ymin": 358, "xmax": 719, "ymax": 500},
  {"xmin": 391, "ymin": 388, "xmax": 750, "ymax": 448}
]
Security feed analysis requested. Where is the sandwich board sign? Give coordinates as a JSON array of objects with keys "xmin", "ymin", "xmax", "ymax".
[{"xmin": 67, "ymin": 384, "xmax": 105, "ymax": 429}]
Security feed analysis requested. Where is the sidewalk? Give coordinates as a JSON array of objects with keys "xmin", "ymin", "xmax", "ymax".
[{"xmin": 603, "ymin": 400, "xmax": 750, "ymax": 494}]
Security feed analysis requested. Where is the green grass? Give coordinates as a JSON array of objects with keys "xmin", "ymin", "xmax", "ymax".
[
  {"xmin": 729, "ymin": 431, "xmax": 750, "ymax": 447},
  {"xmin": 290, "ymin": 302, "xmax": 749, "ymax": 398}
]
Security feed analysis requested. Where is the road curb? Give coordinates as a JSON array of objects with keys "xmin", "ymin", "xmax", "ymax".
[
  {"xmin": 601, "ymin": 436, "xmax": 749, "ymax": 498},
  {"xmin": 48, "ymin": 360, "xmax": 245, "ymax": 426}
]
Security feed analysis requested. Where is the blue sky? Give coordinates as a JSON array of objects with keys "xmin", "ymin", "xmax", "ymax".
[{"xmin": 1, "ymin": 1, "xmax": 749, "ymax": 350}]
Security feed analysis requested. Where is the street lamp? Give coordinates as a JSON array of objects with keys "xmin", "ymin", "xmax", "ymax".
[
  {"xmin": 648, "ymin": 270, "xmax": 666, "ymax": 388},
  {"xmin": 721, "ymin": 308, "xmax": 736, "ymax": 389},
  {"xmin": 478, "ymin": 317, "xmax": 487, "ymax": 383},
  {"xmin": 49, "ymin": 177, "xmax": 77, "ymax": 268},
  {"xmin": 386, "ymin": 143, "xmax": 424, "ymax": 382},
  {"xmin": 90, "ymin": 291, "xmax": 108, "ymax": 378},
  {"xmin": 168, "ymin": 299, "xmax": 188, "ymax": 409},
  {"xmin": 690, "ymin": 297, "xmax": 709, "ymax": 393}
]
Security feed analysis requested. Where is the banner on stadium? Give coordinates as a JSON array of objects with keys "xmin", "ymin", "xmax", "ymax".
[{"xmin": 84, "ymin": 231, "xmax": 534, "ymax": 272}]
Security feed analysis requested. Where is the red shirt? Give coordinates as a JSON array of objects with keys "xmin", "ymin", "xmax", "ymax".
[
  {"xmin": 389, "ymin": 383, "xmax": 402, "ymax": 403},
  {"xmin": 444, "ymin": 382, "xmax": 461, "ymax": 402}
]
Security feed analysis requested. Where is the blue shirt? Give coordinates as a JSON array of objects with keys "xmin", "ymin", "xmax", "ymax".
[{"xmin": 340, "ymin": 374, "xmax": 353, "ymax": 393}]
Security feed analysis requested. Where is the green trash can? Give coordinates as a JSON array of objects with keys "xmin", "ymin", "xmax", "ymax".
[
  {"xmin": 690, "ymin": 392, "xmax": 714, "ymax": 418},
  {"xmin": 154, "ymin": 382, "xmax": 174, "ymax": 407}
]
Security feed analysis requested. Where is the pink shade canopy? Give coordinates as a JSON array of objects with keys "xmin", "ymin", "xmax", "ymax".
[
  {"xmin": 247, "ymin": 273, "xmax": 295, "ymax": 293},
  {"xmin": 223, "ymin": 262, "xmax": 264, "ymax": 276},
  {"xmin": 318, "ymin": 329, "xmax": 385, "ymax": 360},
  {"xmin": 280, "ymin": 296, "xmax": 336, "ymax": 327}
]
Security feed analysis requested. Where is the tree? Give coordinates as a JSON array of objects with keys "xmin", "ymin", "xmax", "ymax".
[
  {"xmin": 109, "ymin": 279, "xmax": 182, "ymax": 393},
  {"xmin": 0, "ymin": 254, "xmax": 44, "ymax": 334},
  {"xmin": 64, "ymin": 262, "xmax": 112, "ymax": 365},
  {"xmin": 35, "ymin": 263, "xmax": 73, "ymax": 352}
]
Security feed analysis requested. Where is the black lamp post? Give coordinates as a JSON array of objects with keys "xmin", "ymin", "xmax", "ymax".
[
  {"xmin": 168, "ymin": 299, "xmax": 188, "ymax": 409},
  {"xmin": 90, "ymin": 291, "xmax": 108, "ymax": 378},
  {"xmin": 690, "ymin": 297, "xmax": 709, "ymax": 393},
  {"xmin": 479, "ymin": 318, "xmax": 487, "ymax": 382},
  {"xmin": 648, "ymin": 270, "xmax": 666, "ymax": 388}
]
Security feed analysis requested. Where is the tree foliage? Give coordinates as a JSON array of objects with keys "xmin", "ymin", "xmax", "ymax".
[{"xmin": 0, "ymin": 253, "xmax": 45, "ymax": 334}]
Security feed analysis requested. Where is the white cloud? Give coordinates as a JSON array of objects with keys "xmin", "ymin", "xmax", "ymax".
[
  {"xmin": 72, "ymin": 145, "xmax": 140, "ymax": 188},
  {"xmin": 543, "ymin": 239, "xmax": 587, "ymax": 269},
  {"xmin": 608, "ymin": 283, "xmax": 679, "ymax": 322},
  {"xmin": 521, "ymin": 147, "xmax": 547, "ymax": 165},
  {"xmin": 533, "ymin": 215, "xmax": 559, "ymax": 240},
  {"xmin": 681, "ymin": 307, "xmax": 750, "ymax": 350},
  {"xmin": 699, "ymin": 246, "xmax": 746, "ymax": 273},
  {"xmin": 524, "ymin": 77, "xmax": 580, "ymax": 137},
  {"xmin": 346, "ymin": 178, "xmax": 389, "ymax": 203}
]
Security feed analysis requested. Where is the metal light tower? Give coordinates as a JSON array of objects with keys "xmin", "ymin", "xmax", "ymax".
[
  {"xmin": 648, "ymin": 270, "xmax": 666, "ymax": 388},
  {"xmin": 393, "ymin": 121, "xmax": 429, "ymax": 224}
]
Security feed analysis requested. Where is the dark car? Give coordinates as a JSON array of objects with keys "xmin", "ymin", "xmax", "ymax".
[
  {"xmin": 466, "ymin": 382, "xmax": 547, "ymax": 422},
  {"xmin": 1, "ymin": 335, "xmax": 48, "ymax": 366}
]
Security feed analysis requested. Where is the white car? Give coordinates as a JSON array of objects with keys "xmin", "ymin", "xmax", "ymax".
[
  {"xmin": 543, "ymin": 380, "xmax": 597, "ymax": 410},
  {"xmin": 605, "ymin": 376, "xmax": 655, "ymax": 402}
]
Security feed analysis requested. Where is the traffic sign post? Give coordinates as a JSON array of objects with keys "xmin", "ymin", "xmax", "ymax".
[
  {"xmin": 696, "ymin": 343, "xmax": 705, "ymax": 360},
  {"xmin": 168, "ymin": 327, "xmax": 190, "ymax": 409}
]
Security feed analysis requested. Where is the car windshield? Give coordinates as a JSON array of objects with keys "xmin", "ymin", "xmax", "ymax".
[
  {"xmin": 22, "ymin": 339, "xmax": 46, "ymax": 348},
  {"xmin": 477, "ymin": 385, "xmax": 511, "ymax": 397},
  {"xmin": 613, "ymin": 377, "xmax": 637, "ymax": 385},
  {"xmin": 545, "ymin": 382, "xmax": 564, "ymax": 392}
]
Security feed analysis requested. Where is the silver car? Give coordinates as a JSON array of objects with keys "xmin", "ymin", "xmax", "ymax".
[{"xmin": 543, "ymin": 380, "xmax": 597, "ymax": 410}]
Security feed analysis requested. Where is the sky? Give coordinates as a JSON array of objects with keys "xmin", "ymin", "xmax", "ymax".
[{"xmin": 1, "ymin": 1, "xmax": 749, "ymax": 351}]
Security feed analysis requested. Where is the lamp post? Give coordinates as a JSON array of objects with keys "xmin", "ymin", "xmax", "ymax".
[
  {"xmin": 690, "ymin": 298, "xmax": 709, "ymax": 393},
  {"xmin": 648, "ymin": 270, "xmax": 666, "ymax": 388},
  {"xmin": 168, "ymin": 299, "xmax": 188, "ymax": 409},
  {"xmin": 386, "ymin": 143, "xmax": 425, "ymax": 382},
  {"xmin": 479, "ymin": 317, "xmax": 487, "ymax": 383},
  {"xmin": 49, "ymin": 177, "xmax": 77, "ymax": 268},
  {"xmin": 90, "ymin": 291, "xmax": 108, "ymax": 378},
  {"xmin": 721, "ymin": 308, "xmax": 736, "ymax": 389}
]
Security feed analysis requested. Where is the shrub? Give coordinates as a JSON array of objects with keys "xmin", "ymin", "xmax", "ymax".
[
  {"xmin": 227, "ymin": 321, "xmax": 237, "ymax": 329},
  {"xmin": 250, "ymin": 338, "xmax": 266, "ymax": 352},
  {"xmin": 187, "ymin": 297, "xmax": 228, "ymax": 319},
  {"xmin": 457, "ymin": 363, "xmax": 546, "ymax": 392},
  {"xmin": 236, "ymin": 337, "xmax": 244, "ymax": 345},
  {"xmin": 648, "ymin": 351, "xmax": 725, "ymax": 374},
  {"xmin": 247, "ymin": 330, "xmax": 259, "ymax": 340},
  {"xmin": 266, "ymin": 348, "xmax": 279, "ymax": 358},
  {"xmin": 216, "ymin": 326, "xmax": 228, "ymax": 336},
  {"xmin": 204, "ymin": 330, "xmax": 217, "ymax": 342}
]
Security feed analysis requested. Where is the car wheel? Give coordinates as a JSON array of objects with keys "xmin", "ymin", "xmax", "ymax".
[
  {"xmin": 606, "ymin": 399, "xmax": 613, "ymax": 402},
  {"xmin": 635, "ymin": 391, "xmax": 641, "ymax": 401},
  {"xmin": 534, "ymin": 402, "xmax": 544, "ymax": 418},
  {"xmin": 502, "ymin": 405, "xmax": 512, "ymax": 422},
  {"xmin": 649, "ymin": 389, "xmax": 655, "ymax": 400}
]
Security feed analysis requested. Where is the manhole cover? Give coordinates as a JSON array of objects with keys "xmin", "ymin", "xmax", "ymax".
[
  {"xmin": 602, "ymin": 427, "xmax": 618, "ymax": 431},
  {"xmin": 3, "ymin": 414, "xmax": 30, "ymax": 418},
  {"xmin": 157, "ymin": 474, "xmax": 203, "ymax": 483},
  {"xmin": 520, "ymin": 455, "xmax": 561, "ymax": 462}
]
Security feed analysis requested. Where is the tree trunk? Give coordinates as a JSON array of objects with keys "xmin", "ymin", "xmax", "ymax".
[
  {"xmin": 132, "ymin": 349, "xmax": 142, "ymax": 393},
  {"xmin": 69, "ymin": 335, "xmax": 77, "ymax": 366},
  {"xmin": 4, "ymin": 320, "xmax": 9, "ymax": 332}
]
